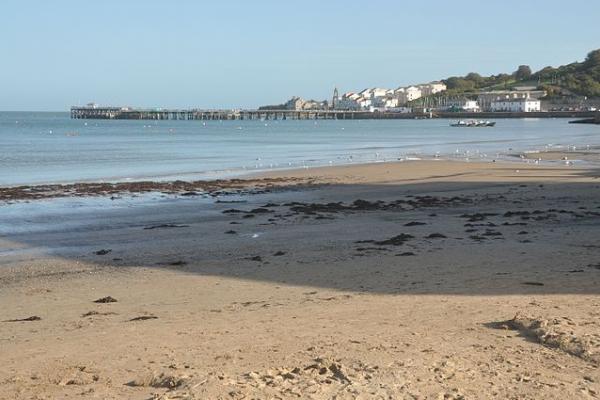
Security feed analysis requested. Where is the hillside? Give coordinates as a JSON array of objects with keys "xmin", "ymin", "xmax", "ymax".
[{"xmin": 440, "ymin": 49, "xmax": 600, "ymax": 98}]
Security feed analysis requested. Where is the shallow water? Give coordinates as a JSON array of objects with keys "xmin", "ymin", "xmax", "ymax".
[{"xmin": 1, "ymin": 112, "xmax": 598, "ymax": 186}]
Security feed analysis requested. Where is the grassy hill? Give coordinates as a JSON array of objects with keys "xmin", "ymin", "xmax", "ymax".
[{"xmin": 440, "ymin": 49, "xmax": 600, "ymax": 99}]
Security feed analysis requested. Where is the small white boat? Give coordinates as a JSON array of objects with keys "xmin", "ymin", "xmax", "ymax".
[{"xmin": 450, "ymin": 120, "xmax": 496, "ymax": 127}]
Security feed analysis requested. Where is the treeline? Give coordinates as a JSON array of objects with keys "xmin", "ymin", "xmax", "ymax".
[{"xmin": 441, "ymin": 49, "xmax": 600, "ymax": 98}]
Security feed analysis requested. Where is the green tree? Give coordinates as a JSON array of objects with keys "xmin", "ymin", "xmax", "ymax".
[
  {"xmin": 514, "ymin": 65, "xmax": 532, "ymax": 81},
  {"xmin": 444, "ymin": 77, "xmax": 476, "ymax": 91},
  {"xmin": 465, "ymin": 72, "xmax": 483, "ymax": 85},
  {"xmin": 584, "ymin": 49, "xmax": 600, "ymax": 67}
]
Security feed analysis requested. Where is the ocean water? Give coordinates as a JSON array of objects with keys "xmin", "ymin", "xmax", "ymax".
[{"xmin": 1, "ymin": 112, "xmax": 599, "ymax": 186}]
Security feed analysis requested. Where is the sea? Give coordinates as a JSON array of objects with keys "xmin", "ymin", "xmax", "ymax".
[{"xmin": 1, "ymin": 112, "xmax": 599, "ymax": 187}]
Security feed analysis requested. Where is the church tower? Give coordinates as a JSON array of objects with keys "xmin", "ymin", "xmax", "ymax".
[{"xmin": 332, "ymin": 87, "xmax": 339, "ymax": 110}]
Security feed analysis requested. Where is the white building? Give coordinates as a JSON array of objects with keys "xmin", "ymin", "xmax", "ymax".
[
  {"xmin": 393, "ymin": 86, "xmax": 422, "ymax": 105},
  {"xmin": 441, "ymin": 99, "xmax": 480, "ymax": 112},
  {"xmin": 335, "ymin": 97, "xmax": 361, "ymax": 110},
  {"xmin": 477, "ymin": 90, "xmax": 546, "ymax": 111},
  {"xmin": 404, "ymin": 86, "xmax": 422, "ymax": 102},
  {"xmin": 358, "ymin": 88, "xmax": 374, "ymax": 99},
  {"xmin": 333, "ymin": 81, "xmax": 446, "ymax": 111},
  {"xmin": 418, "ymin": 82, "xmax": 447, "ymax": 96},
  {"xmin": 370, "ymin": 88, "xmax": 389, "ymax": 98},
  {"xmin": 335, "ymin": 92, "xmax": 367, "ymax": 110},
  {"xmin": 355, "ymin": 96, "xmax": 372, "ymax": 109},
  {"xmin": 462, "ymin": 100, "xmax": 480, "ymax": 112},
  {"xmin": 372, "ymin": 95, "xmax": 400, "ymax": 109},
  {"xmin": 372, "ymin": 106, "xmax": 412, "ymax": 113},
  {"xmin": 490, "ymin": 98, "xmax": 541, "ymax": 112}
]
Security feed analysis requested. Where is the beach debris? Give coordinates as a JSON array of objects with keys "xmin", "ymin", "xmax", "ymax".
[
  {"xmin": 143, "ymin": 223, "xmax": 189, "ymax": 230},
  {"xmin": 286, "ymin": 196, "xmax": 471, "ymax": 216},
  {"xmin": 521, "ymin": 281, "xmax": 544, "ymax": 286},
  {"xmin": 54, "ymin": 365, "xmax": 101, "ymax": 386},
  {"xmin": 222, "ymin": 208, "xmax": 244, "ymax": 214},
  {"xmin": 225, "ymin": 230, "xmax": 237, "ymax": 234},
  {"xmin": 356, "ymin": 247, "xmax": 390, "ymax": 252},
  {"xmin": 168, "ymin": 260, "xmax": 187, "ymax": 266},
  {"xmin": 250, "ymin": 207, "xmax": 273, "ymax": 214},
  {"xmin": 3, "ymin": 316, "xmax": 41, "ymax": 322},
  {"xmin": 273, "ymin": 251, "xmax": 286, "ymax": 256},
  {"xmin": 469, "ymin": 235, "xmax": 488, "ymax": 241},
  {"xmin": 126, "ymin": 371, "xmax": 188, "ymax": 388},
  {"xmin": 305, "ymin": 358, "xmax": 351, "ymax": 383},
  {"xmin": 129, "ymin": 315, "xmax": 158, "ymax": 321},
  {"xmin": 372, "ymin": 234, "xmax": 414, "ymax": 246},
  {"xmin": 215, "ymin": 199, "xmax": 247, "ymax": 204},
  {"xmin": 482, "ymin": 230, "xmax": 503, "ymax": 237},
  {"xmin": 460, "ymin": 213, "xmax": 498, "ymax": 222},
  {"xmin": 247, "ymin": 255, "xmax": 263, "ymax": 262},
  {"xmin": 499, "ymin": 313, "xmax": 600, "ymax": 364},
  {"xmin": 425, "ymin": 233, "xmax": 447, "ymax": 239},
  {"xmin": 93, "ymin": 296, "xmax": 118, "ymax": 303},
  {"xmin": 0, "ymin": 176, "xmax": 308, "ymax": 202},
  {"xmin": 404, "ymin": 221, "xmax": 427, "ymax": 226},
  {"xmin": 94, "ymin": 249, "xmax": 112, "ymax": 255},
  {"xmin": 503, "ymin": 210, "xmax": 531, "ymax": 218},
  {"xmin": 81, "ymin": 311, "xmax": 117, "ymax": 318}
]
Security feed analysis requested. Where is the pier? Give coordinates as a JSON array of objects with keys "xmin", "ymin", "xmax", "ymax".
[
  {"xmin": 70, "ymin": 107, "xmax": 380, "ymax": 121},
  {"xmin": 70, "ymin": 106, "xmax": 599, "ymax": 121}
]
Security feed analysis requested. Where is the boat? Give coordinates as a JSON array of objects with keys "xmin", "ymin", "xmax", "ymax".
[{"xmin": 450, "ymin": 120, "xmax": 496, "ymax": 127}]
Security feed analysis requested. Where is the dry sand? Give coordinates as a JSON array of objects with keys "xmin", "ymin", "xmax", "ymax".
[{"xmin": 1, "ymin": 160, "xmax": 600, "ymax": 399}]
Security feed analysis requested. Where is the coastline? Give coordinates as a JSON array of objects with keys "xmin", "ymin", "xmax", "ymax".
[{"xmin": 2, "ymin": 159, "xmax": 600, "ymax": 398}]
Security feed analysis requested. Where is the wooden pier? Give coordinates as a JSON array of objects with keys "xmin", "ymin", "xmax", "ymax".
[
  {"xmin": 71, "ymin": 107, "xmax": 379, "ymax": 121},
  {"xmin": 70, "ymin": 106, "xmax": 598, "ymax": 121}
]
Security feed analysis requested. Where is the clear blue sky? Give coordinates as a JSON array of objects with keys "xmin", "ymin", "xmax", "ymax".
[{"xmin": 1, "ymin": 0, "xmax": 599, "ymax": 111}]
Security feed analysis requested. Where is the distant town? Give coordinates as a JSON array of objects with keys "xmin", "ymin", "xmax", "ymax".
[
  {"xmin": 72, "ymin": 49, "xmax": 600, "ymax": 121},
  {"xmin": 260, "ymin": 82, "xmax": 549, "ymax": 114},
  {"xmin": 260, "ymin": 49, "xmax": 600, "ymax": 115}
]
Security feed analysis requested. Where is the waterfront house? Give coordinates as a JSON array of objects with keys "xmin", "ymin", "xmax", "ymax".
[
  {"xmin": 440, "ymin": 99, "xmax": 480, "ymax": 112},
  {"xmin": 477, "ymin": 90, "xmax": 546, "ymax": 111},
  {"xmin": 490, "ymin": 98, "xmax": 541, "ymax": 112}
]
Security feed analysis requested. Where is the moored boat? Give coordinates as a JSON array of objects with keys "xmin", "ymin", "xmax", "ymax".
[{"xmin": 450, "ymin": 120, "xmax": 496, "ymax": 127}]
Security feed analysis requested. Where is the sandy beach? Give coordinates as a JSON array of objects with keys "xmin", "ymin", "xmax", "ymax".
[{"xmin": 2, "ymin": 159, "xmax": 600, "ymax": 399}]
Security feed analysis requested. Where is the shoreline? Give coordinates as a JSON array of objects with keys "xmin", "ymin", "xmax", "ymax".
[{"xmin": 1, "ymin": 152, "xmax": 598, "ymax": 202}]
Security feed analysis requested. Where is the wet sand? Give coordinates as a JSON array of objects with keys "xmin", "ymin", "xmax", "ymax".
[
  {"xmin": 2, "ymin": 160, "xmax": 600, "ymax": 399},
  {"xmin": 517, "ymin": 146, "xmax": 600, "ymax": 163}
]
